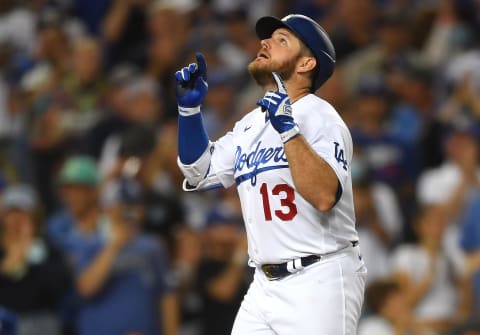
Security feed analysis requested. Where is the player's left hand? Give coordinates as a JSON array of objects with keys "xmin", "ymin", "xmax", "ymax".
[{"xmin": 257, "ymin": 72, "xmax": 300, "ymax": 143}]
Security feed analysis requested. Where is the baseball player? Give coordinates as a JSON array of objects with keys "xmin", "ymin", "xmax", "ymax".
[{"xmin": 175, "ymin": 14, "xmax": 366, "ymax": 334}]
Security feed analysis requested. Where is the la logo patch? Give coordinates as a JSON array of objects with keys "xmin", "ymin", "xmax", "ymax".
[{"xmin": 334, "ymin": 142, "xmax": 347, "ymax": 171}]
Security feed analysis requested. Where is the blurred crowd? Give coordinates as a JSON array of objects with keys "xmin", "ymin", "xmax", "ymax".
[{"xmin": 0, "ymin": 0, "xmax": 480, "ymax": 334}]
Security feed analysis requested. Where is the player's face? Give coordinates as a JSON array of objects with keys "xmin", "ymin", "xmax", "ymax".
[{"xmin": 248, "ymin": 28, "xmax": 303, "ymax": 87}]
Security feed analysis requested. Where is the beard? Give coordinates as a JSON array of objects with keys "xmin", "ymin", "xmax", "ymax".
[{"xmin": 248, "ymin": 56, "xmax": 297, "ymax": 87}]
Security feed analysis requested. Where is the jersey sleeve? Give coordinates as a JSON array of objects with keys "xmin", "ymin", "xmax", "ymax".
[
  {"xmin": 182, "ymin": 130, "xmax": 236, "ymax": 191},
  {"xmin": 307, "ymin": 122, "xmax": 353, "ymax": 191}
]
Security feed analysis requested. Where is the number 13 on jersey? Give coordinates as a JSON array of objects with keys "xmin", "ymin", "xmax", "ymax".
[{"xmin": 259, "ymin": 183, "xmax": 298, "ymax": 221}]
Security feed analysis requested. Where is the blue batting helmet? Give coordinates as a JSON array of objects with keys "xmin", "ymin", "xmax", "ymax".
[{"xmin": 255, "ymin": 14, "xmax": 336, "ymax": 92}]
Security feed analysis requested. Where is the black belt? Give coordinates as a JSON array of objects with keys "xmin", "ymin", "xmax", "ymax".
[{"xmin": 261, "ymin": 241, "xmax": 359, "ymax": 281}]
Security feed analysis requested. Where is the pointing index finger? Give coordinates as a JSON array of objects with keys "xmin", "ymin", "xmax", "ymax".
[
  {"xmin": 195, "ymin": 52, "xmax": 208, "ymax": 80},
  {"xmin": 272, "ymin": 72, "xmax": 287, "ymax": 94}
]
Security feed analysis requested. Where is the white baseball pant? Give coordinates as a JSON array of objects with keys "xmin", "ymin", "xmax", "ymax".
[{"xmin": 231, "ymin": 245, "xmax": 367, "ymax": 335}]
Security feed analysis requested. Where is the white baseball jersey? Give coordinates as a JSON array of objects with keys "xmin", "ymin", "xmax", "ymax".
[{"xmin": 182, "ymin": 93, "xmax": 358, "ymax": 265}]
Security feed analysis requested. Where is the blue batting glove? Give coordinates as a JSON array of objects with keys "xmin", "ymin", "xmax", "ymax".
[
  {"xmin": 175, "ymin": 53, "xmax": 208, "ymax": 114},
  {"xmin": 257, "ymin": 72, "xmax": 300, "ymax": 143}
]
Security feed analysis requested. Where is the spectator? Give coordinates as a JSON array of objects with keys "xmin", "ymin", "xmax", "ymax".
[
  {"xmin": 26, "ymin": 37, "xmax": 107, "ymax": 175},
  {"xmin": 45, "ymin": 155, "xmax": 104, "ymax": 333},
  {"xmin": 391, "ymin": 205, "xmax": 471, "ymax": 333},
  {"xmin": 350, "ymin": 75, "xmax": 415, "ymax": 188},
  {"xmin": 28, "ymin": 88, "xmax": 79, "ymax": 213},
  {"xmin": 459, "ymin": 193, "xmax": 480, "ymax": 313},
  {"xmin": 417, "ymin": 125, "xmax": 480, "ymax": 213},
  {"xmin": 172, "ymin": 226, "xmax": 203, "ymax": 335},
  {"xmin": 105, "ymin": 125, "xmax": 186, "ymax": 244},
  {"xmin": 420, "ymin": 0, "xmax": 477, "ymax": 68},
  {"xmin": 287, "ymin": 0, "xmax": 334, "ymax": 24},
  {"xmin": 61, "ymin": 36, "xmax": 108, "ymax": 136},
  {"xmin": 102, "ymin": 0, "xmax": 150, "ymax": 68},
  {"xmin": 98, "ymin": 76, "xmax": 164, "ymax": 178},
  {"xmin": 25, "ymin": 15, "xmax": 80, "ymax": 212},
  {"xmin": 143, "ymin": 120, "xmax": 211, "ymax": 230},
  {"xmin": 47, "ymin": 156, "xmax": 104, "ymax": 256},
  {"xmin": 0, "ymin": 184, "xmax": 71, "ymax": 335},
  {"xmin": 439, "ymin": 51, "xmax": 480, "ymax": 129},
  {"xmin": 0, "ymin": 1, "xmax": 36, "ymax": 56},
  {"xmin": 358, "ymin": 278, "xmax": 436, "ymax": 335},
  {"xmin": 75, "ymin": 177, "xmax": 179, "ymax": 335},
  {"xmin": 196, "ymin": 188, "xmax": 250, "ymax": 335},
  {"xmin": 202, "ymin": 69, "xmax": 238, "ymax": 139},
  {"xmin": 342, "ymin": 11, "xmax": 414, "ymax": 97},
  {"xmin": 387, "ymin": 63, "xmax": 444, "ymax": 169},
  {"xmin": 352, "ymin": 154, "xmax": 403, "ymax": 283},
  {"xmin": 216, "ymin": 9, "xmax": 258, "ymax": 79},
  {"xmin": 27, "ymin": 11, "xmax": 71, "ymax": 85},
  {"xmin": 70, "ymin": 0, "xmax": 111, "ymax": 36},
  {"xmin": 77, "ymin": 63, "xmax": 139, "ymax": 159},
  {"xmin": 417, "ymin": 125, "xmax": 480, "ymax": 210},
  {"xmin": 417, "ymin": 125, "xmax": 480, "ymax": 270},
  {"xmin": 329, "ymin": 0, "xmax": 377, "ymax": 61},
  {"xmin": 147, "ymin": 0, "xmax": 196, "ymax": 118},
  {"xmin": 316, "ymin": 67, "xmax": 351, "ymax": 120}
]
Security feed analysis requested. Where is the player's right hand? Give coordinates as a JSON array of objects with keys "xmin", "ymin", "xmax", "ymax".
[{"xmin": 175, "ymin": 52, "xmax": 208, "ymax": 112}]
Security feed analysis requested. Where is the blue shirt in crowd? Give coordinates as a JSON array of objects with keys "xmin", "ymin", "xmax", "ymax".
[
  {"xmin": 47, "ymin": 210, "xmax": 171, "ymax": 335},
  {"xmin": 460, "ymin": 193, "xmax": 480, "ymax": 309}
]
